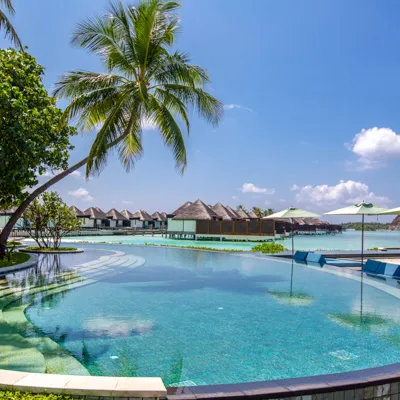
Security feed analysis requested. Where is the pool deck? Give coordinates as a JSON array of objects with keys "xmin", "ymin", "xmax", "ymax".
[{"xmin": 276, "ymin": 249, "xmax": 400, "ymax": 260}]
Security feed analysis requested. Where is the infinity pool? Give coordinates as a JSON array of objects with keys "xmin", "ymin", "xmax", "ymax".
[{"xmin": 2, "ymin": 244, "xmax": 400, "ymax": 386}]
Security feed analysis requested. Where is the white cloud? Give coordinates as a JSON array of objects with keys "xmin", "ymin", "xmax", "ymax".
[
  {"xmin": 241, "ymin": 183, "xmax": 275, "ymax": 195},
  {"xmin": 349, "ymin": 127, "xmax": 400, "ymax": 170},
  {"xmin": 290, "ymin": 184, "xmax": 300, "ymax": 191},
  {"xmin": 68, "ymin": 188, "xmax": 94, "ymax": 202},
  {"xmin": 38, "ymin": 169, "xmax": 82, "ymax": 179},
  {"xmin": 122, "ymin": 200, "xmax": 134, "ymax": 205},
  {"xmin": 223, "ymin": 104, "xmax": 253, "ymax": 112},
  {"xmin": 295, "ymin": 180, "xmax": 390, "ymax": 208},
  {"xmin": 232, "ymin": 196, "xmax": 238, "ymax": 200},
  {"xmin": 142, "ymin": 118, "xmax": 157, "ymax": 130}
]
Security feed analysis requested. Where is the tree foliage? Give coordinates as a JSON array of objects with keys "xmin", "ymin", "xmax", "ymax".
[
  {"xmin": 23, "ymin": 192, "xmax": 82, "ymax": 249},
  {"xmin": 0, "ymin": 0, "xmax": 22, "ymax": 49},
  {"xmin": 0, "ymin": 49, "xmax": 76, "ymax": 209},
  {"xmin": 54, "ymin": 0, "xmax": 223, "ymax": 178}
]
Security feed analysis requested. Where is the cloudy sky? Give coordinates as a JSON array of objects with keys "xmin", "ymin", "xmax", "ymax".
[{"xmin": 3, "ymin": 0, "xmax": 400, "ymax": 221}]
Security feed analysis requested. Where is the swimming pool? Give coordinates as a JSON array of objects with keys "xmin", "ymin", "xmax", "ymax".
[{"xmin": 2, "ymin": 244, "xmax": 400, "ymax": 387}]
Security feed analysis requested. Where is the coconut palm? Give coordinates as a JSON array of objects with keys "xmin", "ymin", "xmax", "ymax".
[
  {"xmin": 0, "ymin": 0, "xmax": 222, "ymax": 254},
  {"xmin": 0, "ymin": 0, "xmax": 22, "ymax": 49},
  {"xmin": 252, "ymin": 206, "xmax": 263, "ymax": 218},
  {"xmin": 55, "ymin": 0, "xmax": 222, "ymax": 177}
]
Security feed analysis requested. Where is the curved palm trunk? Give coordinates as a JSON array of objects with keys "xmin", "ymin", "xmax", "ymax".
[
  {"xmin": 0, "ymin": 127, "xmax": 133, "ymax": 258},
  {"xmin": 0, "ymin": 157, "xmax": 88, "ymax": 257}
]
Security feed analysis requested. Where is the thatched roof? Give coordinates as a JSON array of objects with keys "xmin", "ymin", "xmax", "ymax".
[
  {"xmin": 173, "ymin": 199, "xmax": 220, "ymax": 220},
  {"xmin": 107, "ymin": 208, "xmax": 128, "ymax": 221},
  {"xmin": 69, "ymin": 205, "xmax": 86, "ymax": 217},
  {"xmin": 121, "ymin": 209, "xmax": 135, "ymax": 219},
  {"xmin": 171, "ymin": 201, "xmax": 192, "ymax": 216},
  {"xmin": 212, "ymin": 203, "xmax": 234, "ymax": 220},
  {"xmin": 236, "ymin": 209, "xmax": 251, "ymax": 219},
  {"xmin": 225, "ymin": 206, "xmax": 243, "ymax": 220},
  {"xmin": 131, "ymin": 210, "xmax": 154, "ymax": 221},
  {"xmin": 389, "ymin": 215, "xmax": 400, "ymax": 230},
  {"xmin": 83, "ymin": 207, "xmax": 108, "ymax": 220},
  {"xmin": 161, "ymin": 212, "xmax": 168, "ymax": 220},
  {"xmin": 303, "ymin": 217, "xmax": 327, "ymax": 226},
  {"xmin": 152, "ymin": 211, "xmax": 167, "ymax": 222},
  {"xmin": 247, "ymin": 210, "xmax": 259, "ymax": 219}
]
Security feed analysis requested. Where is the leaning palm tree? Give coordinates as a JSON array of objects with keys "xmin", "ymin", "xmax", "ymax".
[
  {"xmin": 0, "ymin": 0, "xmax": 22, "ymax": 49},
  {"xmin": 0, "ymin": 0, "xmax": 222, "ymax": 254},
  {"xmin": 55, "ymin": 0, "xmax": 222, "ymax": 177}
]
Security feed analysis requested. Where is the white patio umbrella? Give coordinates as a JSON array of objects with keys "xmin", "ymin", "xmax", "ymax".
[
  {"xmin": 263, "ymin": 207, "xmax": 320, "ymax": 257},
  {"xmin": 379, "ymin": 207, "xmax": 400, "ymax": 216},
  {"xmin": 324, "ymin": 202, "xmax": 388, "ymax": 266}
]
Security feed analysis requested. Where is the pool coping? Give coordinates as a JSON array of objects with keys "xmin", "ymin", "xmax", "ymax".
[
  {"xmin": 20, "ymin": 248, "xmax": 84, "ymax": 254},
  {"xmin": 0, "ymin": 370, "xmax": 167, "ymax": 398},
  {"xmin": 0, "ymin": 253, "xmax": 39, "ymax": 275},
  {"xmin": 166, "ymin": 363, "xmax": 400, "ymax": 399}
]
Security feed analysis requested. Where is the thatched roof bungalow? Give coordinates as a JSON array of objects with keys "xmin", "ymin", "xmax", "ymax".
[
  {"xmin": 80, "ymin": 207, "xmax": 108, "ymax": 228},
  {"xmin": 173, "ymin": 200, "xmax": 220, "ymax": 221},
  {"xmin": 152, "ymin": 211, "xmax": 168, "ymax": 229},
  {"xmin": 121, "ymin": 209, "xmax": 135, "ymax": 220},
  {"xmin": 106, "ymin": 208, "xmax": 128, "ymax": 228},
  {"xmin": 236, "ymin": 209, "xmax": 251, "ymax": 220},
  {"xmin": 225, "ymin": 206, "xmax": 243, "ymax": 220},
  {"xmin": 247, "ymin": 210, "xmax": 259, "ymax": 219},
  {"xmin": 69, "ymin": 205, "xmax": 86, "ymax": 217},
  {"xmin": 212, "ymin": 203, "xmax": 235, "ymax": 220},
  {"xmin": 171, "ymin": 201, "xmax": 192, "ymax": 216},
  {"xmin": 130, "ymin": 210, "xmax": 153, "ymax": 228}
]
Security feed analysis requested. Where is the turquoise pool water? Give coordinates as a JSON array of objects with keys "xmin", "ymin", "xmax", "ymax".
[
  {"xmin": 5, "ymin": 244, "xmax": 400, "ymax": 386},
  {"xmin": 64, "ymin": 230, "xmax": 400, "ymax": 251}
]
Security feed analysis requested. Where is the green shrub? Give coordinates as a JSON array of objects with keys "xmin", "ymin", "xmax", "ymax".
[
  {"xmin": 0, "ymin": 391, "xmax": 78, "ymax": 400},
  {"xmin": 0, "ymin": 252, "xmax": 30, "ymax": 268},
  {"xmin": 24, "ymin": 247, "xmax": 77, "ymax": 252},
  {"xmin": 251, "ymin": 243, "xmax": 285, "ymax": 254},
  {"xmin": 6, "ymin": 241, "xmax": 21, "ymax": 246}
]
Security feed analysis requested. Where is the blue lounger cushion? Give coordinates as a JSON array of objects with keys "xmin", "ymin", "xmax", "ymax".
[
  {"xmin": 325, "ymin": 259, "xmax": 361, "ymax": 267},
  {"xmin": 294, "ymin": 251, "xmax": 308, "ymax": 261},
  {"xmin": 306, "ymin": 253, "xmax": 326, "ymax": 264},
  {"xmin": 383, "ymin": 263, "xmax": 399, "ymax": 277},
  {"xmin": 375, "ymin": 262, "xmax": 386, "ymax": 275},
  {"xmin": 363, "ymin": 260, "xmax": 382, "ymax": 274},
  {"xmin": 393, "ymin": 266, "xmax": 400, "ymax": 279}
]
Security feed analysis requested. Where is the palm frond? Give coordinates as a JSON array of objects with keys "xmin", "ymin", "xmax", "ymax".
[
  {"xmin": 162, "ymin": 84, "xmax": 223, "ymax": 126},
  {"xmin": 0, "ymin": 0, "xmax": 15, "ymax": 14},
  {"xmin": 0, "ymin": 8, "xmax": 22, "ymax": 49},
  {"xmin": 147, "ymin": 96, "xmax": 187, "ymax": 173}
]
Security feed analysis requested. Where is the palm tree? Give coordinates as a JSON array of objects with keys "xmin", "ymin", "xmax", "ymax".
[
  {"xmin": 252, "ymin": 206, "xmax": 263, "ymax": 218},
  {"xmin": 0, "ymin": 0, "xmax": 22, "ymax": 49},
  {"xmin": 264, "ymin": 208, "xmax": 274, "ymax": 216},
  {"xmin": 237, "ymin": 205, "xmax": 247, "ymax": 213},
  {"xmin": 0, "ymin": 0, "xmax": 222, "ymax": 254}
]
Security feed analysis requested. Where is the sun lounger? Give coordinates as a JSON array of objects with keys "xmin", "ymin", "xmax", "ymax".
[
  {"xmin": 362, "ymin": 259, "xmax": 400, "ymax": 279},
  {"xmin": 293, "ymin": 251, "xmax": 308, "ymax": 261}
]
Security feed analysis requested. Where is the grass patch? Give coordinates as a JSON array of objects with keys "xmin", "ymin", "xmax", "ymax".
[
  {"xmin": 24, "ymin": 247, "xmax": 78, "ymax": 252},
  {"xmin": 0, "ymin": 252, "xmax": 30, "ymax": 268},
  {"xmin": 328, "ymin": 313, "xmax": 389, "ymax": 328},
  {"xmin": 252, "ymin": 243, "xmax": 285, "ymax": 254},
  {"xmin": 0, "ymin": 391, "xmax": 78, "ymax": 400},
  {"xmin": 6, "ymin": 241, "xmax": 21, "ymax": 246},
  {"xmin": 267, "ymin": 290, "xmax": 314, "ymax": 306}
]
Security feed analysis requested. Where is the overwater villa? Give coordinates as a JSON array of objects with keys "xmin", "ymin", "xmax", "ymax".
[
  {"xmin": 152, "ymin": 211, "xmax": 168, "ymax": 229},
  {"xmin": 130, "ymin": 210, "xmax": 154, "ymax": 229},
  {"xmin": 82, "ymin": 207, "xmax": 109, "ymax": 228},
  {"xmin": 106, "ymin": 208, "xmax": 128, "ymax": 228},
  {"xmin": 0, "ymin": 207, "xmax": 24, "ymax": 229},
  {"xmin": 167, "ymin": 200, "xmax": 342, "ymax": 241},
  {"xmin": 168, "ymin": 199, "xmax": 277, "ymax": 241}
]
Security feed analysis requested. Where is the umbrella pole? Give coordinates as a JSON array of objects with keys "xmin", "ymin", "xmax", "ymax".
[
  {"xmin": 360, "ymin": 214, "xmax": 365, "ymax": 323},
  {"xmin": 290, "ymin": 258, "xmax": 294, "ymax": 297},
  {"xmin": 291, "ymin": 218, "xmax": 294, "ymax": 259}
]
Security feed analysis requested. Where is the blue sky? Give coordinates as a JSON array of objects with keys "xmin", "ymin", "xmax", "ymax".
[{"xmin": 3, "ymin": 0, "xmax": 400, "ymax": 221}]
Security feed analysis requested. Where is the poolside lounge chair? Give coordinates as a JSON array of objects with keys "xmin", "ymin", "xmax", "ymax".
[
  {"xmin": 295, "ymin": 251, "xmax": 361, "ymax": 267},
  {"xmin": 362, "ymin": 260, "xmax": 400, "ymax": 279}
]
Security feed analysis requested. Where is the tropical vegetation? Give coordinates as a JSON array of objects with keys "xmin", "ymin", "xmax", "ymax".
[
  {"xmin": 0, "ymin": 252, "xmax": 29, "ymax": 268},
  {"xmin": 23, "ymin": 192, "xmax": 81, "ymax": 250},
  {"xmin": 237, "ymin": 205, "xmax": 275, "ymax": 218},
  {"xmin": 341, "ymin": 222, "xmax": 390, "ymax": 231},
  {"xmin": 0, "ymin": 0, "xmax": 222, "ymax": 256},
  {"xmin": 0, "ymin": 49, "xmax": 76, "ymax": 256},
  {"xmin": 0, "ymin": 392, "xmax": 77, "ymax": 400},
  {"xmin": 0, "ymin": 0, "xmax": 22, "ymax": 49},
  {"xmin": 251, "ymin": 242, "xmax": 285, "ymax": 254}
]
